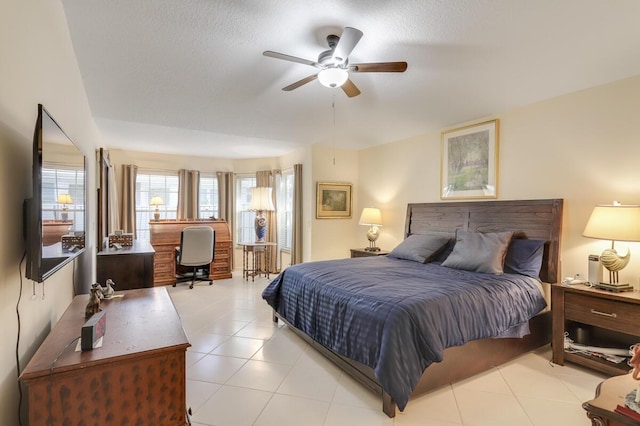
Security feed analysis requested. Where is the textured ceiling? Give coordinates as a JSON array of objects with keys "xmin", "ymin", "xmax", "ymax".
[{"xmin": 61, "ymin": 0, "xmax": 640, "ymax": 159}]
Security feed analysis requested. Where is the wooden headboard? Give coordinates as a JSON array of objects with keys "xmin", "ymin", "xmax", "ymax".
[{"xmin": 405, "ymin": 199, "xmax": 563, "ymax": 284}]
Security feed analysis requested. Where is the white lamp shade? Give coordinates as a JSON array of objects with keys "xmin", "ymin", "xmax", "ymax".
[
  {"xmin": 56, "ymin": 193, "xmax": 73, "ymax": 204},
  {"xmin": 583, "ymin": 204, "xmax": 640, "ymax": 242},
  {"xmin": 359, "ymin": 207, "xmax": 383, "ymax": 226},
  {"xmin": 249, "ymin": 187, "xmax": 275, "ymax": 211},
  {"xmin": 150, "ymin": 195, "xmax": 164, "ymax": 206},
  {"xmin": 318, "ymin": 68, "xmax": 349, "ymax": 88}
]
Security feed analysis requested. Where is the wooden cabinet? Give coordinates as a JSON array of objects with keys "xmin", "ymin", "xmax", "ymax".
[
  {"xmin": 96, "ymin": 240, "xmax": 155, "ymax": 289},
  {"xmin": 150, "ymin": 220, "xmax": 232, "ymax": 285},
  {"xmin": 350, "ymin": 248, "xmax": 389, "ymax": 258},
  {"xmin": 552, "ymin": 283, "xmax": 640, "ymax": 375},
  {"xmin": 19, "ymin": 288, "xmax": 190, "ymax": 425}
]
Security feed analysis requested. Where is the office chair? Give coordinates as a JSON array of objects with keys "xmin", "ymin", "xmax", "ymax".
[{"xmin": 174, "ymin": 226, "xmax": 215, "ymax": 289}]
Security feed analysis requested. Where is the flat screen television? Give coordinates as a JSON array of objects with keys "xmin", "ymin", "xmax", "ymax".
[{"xmin": 25, "ymin": 104, "xmax": 86, "ymax": 282}]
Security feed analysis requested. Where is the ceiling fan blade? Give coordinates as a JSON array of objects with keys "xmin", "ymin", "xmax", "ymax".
[
  {"xmin": 331, "ymin": 27, "xmax": 363, "ymax": 63},
  {"xmin": 282, "ymin": 74, "xmax": 318, "ymax": 91},
  {"xmin": 263, "ymin": 51, "xmax": 319, "ymax": 68},
  {"xmin": 351, "ymin": 62, "xmax": 408, "ymax": 73},
  {"xmin": 341, "ymin": 79, "xmax": 361, "ymax": 97}
]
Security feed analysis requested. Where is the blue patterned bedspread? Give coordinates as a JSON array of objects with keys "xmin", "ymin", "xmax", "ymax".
[{"xmin": 262, "ymin": 256, "xmax": 547, "ymax": 411}]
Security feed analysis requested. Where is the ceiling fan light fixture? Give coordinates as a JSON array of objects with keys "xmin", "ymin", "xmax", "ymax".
[{"xmin": 318, "ymin": 68, "xmax": 348, "ymax": 88}]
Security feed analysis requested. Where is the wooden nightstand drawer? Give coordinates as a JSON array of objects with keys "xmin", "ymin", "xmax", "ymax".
[{"xmin": 565, "ymin": 292, "xmax": 640, "ymax": 335}]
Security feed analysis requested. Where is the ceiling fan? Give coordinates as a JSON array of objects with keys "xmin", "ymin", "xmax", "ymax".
[{"xmin": 263, "ymin": 27, "xmax": 407, "ymax": 97}]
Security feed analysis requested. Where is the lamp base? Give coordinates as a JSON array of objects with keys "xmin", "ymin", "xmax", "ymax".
[
  {"xmin": 254, "ymin": 210, "xmax": 267, "ymax": 242},
  {"xmin": 364, "ymin": 247, "xmax": 381, "ymax": 252},
  {"xmin": 153, "ymin": 211, "xmax": 160, "ymax": 221}
]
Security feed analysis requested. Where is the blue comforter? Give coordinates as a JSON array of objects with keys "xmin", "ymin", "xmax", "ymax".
[{"xmin": 262, "ymin": 256, "xmax": 546, "ymax": 411}]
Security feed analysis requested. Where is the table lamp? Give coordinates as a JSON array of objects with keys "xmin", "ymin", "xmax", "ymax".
[
  {"xmin": 359, "ymin": 207, "xmax": 383, "ymax": 252},
  {"xmin": 249, "ymin": 187, "xmax": 275, "ymax": 242},
  {"xmin": 150, "ymin": 196, "xmax": 164, "ymax": 221},
  {"xmin": 57, "ymin": 193, "xmax": 73, "ymax": 222},
  {"xmin": 583, "ymin": 202, "xmax": 640, "ymax": 285}
]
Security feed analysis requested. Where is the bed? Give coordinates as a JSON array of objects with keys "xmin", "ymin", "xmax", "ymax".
[{"xmin": 262, "ymin": 199, "xmax": 563, "ymax": 417}]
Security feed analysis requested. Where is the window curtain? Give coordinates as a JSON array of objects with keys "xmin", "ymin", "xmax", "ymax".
[
  {"xmin": 107, "ymin": 159, "xmax": 120, "ymax": 234},
  {"xmin": 217, "ymin": 171, "xmax": 234, "ymax": 267},
  {"xmin": 121, "ymin": 164, "xmax": 137, "ymax": 237},
  {"xmin": 177, "ymin": 169, "xmax": 199, "ymax": 219},
  {"xmin": 291, "ymin": 163, "xmax": 303, "ymax": 265},
  {"xmin": 256, "ymin": 170, "xmax": 278, "ymax": 273}
]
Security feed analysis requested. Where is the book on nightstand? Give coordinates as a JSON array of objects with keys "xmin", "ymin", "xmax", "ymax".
[{"xmin": 615, "ymin": 404, "xmax": 640, "ymax": 422}]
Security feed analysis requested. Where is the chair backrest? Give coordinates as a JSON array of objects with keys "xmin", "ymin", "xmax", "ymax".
[{"xmin": 178, "ymin": 226, "xmax": 215, "ymax": 267}]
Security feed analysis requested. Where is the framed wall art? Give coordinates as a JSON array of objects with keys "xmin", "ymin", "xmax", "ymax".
[
  {"xmin": 316, "ymin": 182, "xmax": 352, "ymax": 219},
  {"xmin": 440, "ymin": 119, "xmax": 499, "ymax": 199}
]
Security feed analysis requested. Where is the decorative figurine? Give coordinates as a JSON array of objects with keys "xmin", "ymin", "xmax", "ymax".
[
  {"xmin": 85, "ymin": 287, "xmax": 101, "ymax": 318},
  {"xmin": 102, "ymin": 279, "xmax": 116, "ymax": 298},
  {"xmin": 91, "ymin": 282, "xmax": 104, "ymax": 299}
]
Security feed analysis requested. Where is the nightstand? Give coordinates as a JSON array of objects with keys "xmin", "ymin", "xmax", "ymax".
[
  {"xmin": 551, "ymin": 283, "xmax": 640, "ymax": 375},
  {"xmin": 350, "ymin": 248, "xmax": 389, "ymax": 258}
]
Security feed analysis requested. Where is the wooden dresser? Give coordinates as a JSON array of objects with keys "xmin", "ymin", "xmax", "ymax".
[
  {"xmin": 149, "ymin": 219, "xmax": 232, "ymax": 285},
  {"xmin": 19, "ymin": 288, "xmax": 190, "ymax": 425}
]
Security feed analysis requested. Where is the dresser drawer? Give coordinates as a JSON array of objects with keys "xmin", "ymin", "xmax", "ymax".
[{"xmin": 564, "ymin": 292, "xmax": 640, "ymax": 335}]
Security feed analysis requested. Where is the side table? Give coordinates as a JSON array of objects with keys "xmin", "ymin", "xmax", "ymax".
[
  {"xmin": 583, "ymin": 373, "xmax": 640, "ymax": 425},
  {"xmin": 240, "ymin": 242, "xmax": 277, "ymax": 281}
]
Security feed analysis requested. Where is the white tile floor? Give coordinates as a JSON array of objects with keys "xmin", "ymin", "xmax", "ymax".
[{"xmin": 168, "ymin": 272, "xmax": 607, "ymax": 426}]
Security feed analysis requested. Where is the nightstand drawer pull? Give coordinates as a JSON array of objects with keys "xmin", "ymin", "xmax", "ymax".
[{"xmin": 590, "ymin": 309, "xmax": 617, "ymax": 318}]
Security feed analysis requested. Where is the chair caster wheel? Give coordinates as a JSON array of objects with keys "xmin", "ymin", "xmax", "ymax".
[
  {"xmin": 172, "ymin": 283, "xmax": 176, "ymax": 287},
  {"xmin": 189, "ymin": 284, "xmax": 194, "ymax": 289},
  {"xmin": 209, "ymin": 281, "xmax": 213, "ymax": 285}
]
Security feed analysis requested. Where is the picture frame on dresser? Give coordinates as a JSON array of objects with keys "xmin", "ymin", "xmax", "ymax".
[
  {"xmin": 440, "ymin": 119, "xmax": 499, "ymax": 200},
  {"xmin": 316, "ymin": 182, "xmax": 352, "ymax": 219}
]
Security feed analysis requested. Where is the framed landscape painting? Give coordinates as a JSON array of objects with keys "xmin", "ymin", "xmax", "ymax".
[
  {"xmin": 316, "ymin": 182, "xmax": 352, "ymax": 219},
  {"xmin": 440, "ymin": 119, "xmax": 499, "ymax": 199}
]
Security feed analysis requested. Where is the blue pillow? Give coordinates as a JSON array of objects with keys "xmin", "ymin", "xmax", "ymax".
[
  {"xmin": 388, "ymin": 234, "xmax": 450, "ymax": 263},
  {"xmin": 503, "ymin": 239, "xmax": 545, "ymax": 280}
]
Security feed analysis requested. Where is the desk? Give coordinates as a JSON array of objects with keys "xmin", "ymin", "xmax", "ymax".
[
  {"xmin": 583, "ymin": 373, "xmax": 640, "ymax": 425},
  {"xmin": 42, "ymin": 220, "xmax": 73, "ymax": 246},
  {"xmin": 240, "ymin": 242, "xmax": 277, "ymax": 281},
  {"xmin": 96, "ymin": 240, "xmax": 155, "ymax": 289},
  {"xmin": 149, "ymin": 220, "xmax": 232, "ymax": 285},
  {"xmin": 19, "ymin": 287, "xmax": 190, "ymax": 425}
]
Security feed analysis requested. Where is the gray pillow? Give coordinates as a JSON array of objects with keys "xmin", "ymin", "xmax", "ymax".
[
  {"xmin": 442, "ymin": 230, "xmax": 514, "ymax": 274},
  {"xmin": 388, "ymin": 234, "xmax": 450, "ymax": 263}
]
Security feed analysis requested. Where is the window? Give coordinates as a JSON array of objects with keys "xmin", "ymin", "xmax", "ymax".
[
  {"xmin": 43, "ymin": 166, "xmax": 85, "ymax": 229},
  {"xmin": 276, "ymin": 171, "xmax": 294, "ymax": 250},
  {"xmin": 199, "ymin": 173, "xmax": 219, "ymax": 219},
  {"xmin": 235, "ymin": 175, "xmax": 256, "ymax": 244},
  {"xmin": 135, "ymin": 172, "xmax": 178, "ymax": 240}
]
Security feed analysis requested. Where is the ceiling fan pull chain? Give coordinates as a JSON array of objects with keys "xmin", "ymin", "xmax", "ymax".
[{"xmin": 332, "ymin": 95, "xmax": 336, "ymax": 166}]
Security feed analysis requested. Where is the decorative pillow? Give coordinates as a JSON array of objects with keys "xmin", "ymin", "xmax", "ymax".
[
  {"xmin": 442, "ymin": 230, "xmax": 513, "ymax": 274},
  {"xmin": 388, "ymin": 234, "xmax": 451, "ymax": 263},
  {"xmin": 503, "ymin": 238, "xmax": 545, "ymax": 280}
]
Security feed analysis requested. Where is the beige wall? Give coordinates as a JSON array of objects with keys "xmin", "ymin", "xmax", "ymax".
[
  {"xmin": 310, "ymin": 144, "xmax": 360, "ymax": 260},
  {"xmin": 358, "ymin": 74, "xmax": 640, "ymax": 285},
  {"xmin": 0, "ymin": 0, "xmax": 102, "ymax": 422}
]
